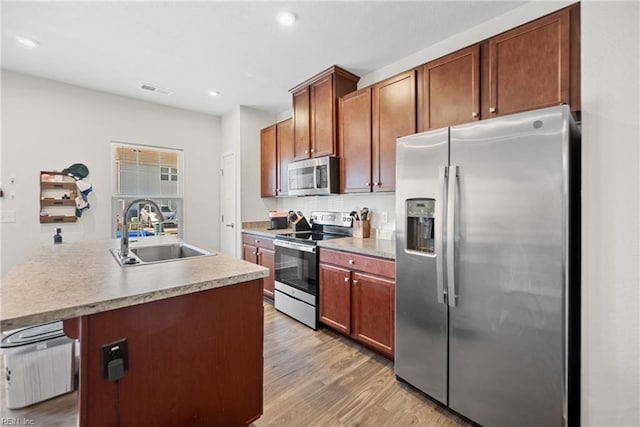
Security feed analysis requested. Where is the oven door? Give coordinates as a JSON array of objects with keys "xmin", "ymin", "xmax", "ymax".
[{"xmin": 273, "ymin": 239, "xmax": 317, "ymax": 297}]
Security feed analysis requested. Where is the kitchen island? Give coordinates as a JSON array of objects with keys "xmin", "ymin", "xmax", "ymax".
[{"xmin": 0, "ymin": 236, "xmax": 269, "ymax": 426}]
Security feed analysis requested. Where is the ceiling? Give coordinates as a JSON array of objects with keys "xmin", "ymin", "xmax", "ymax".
[{"xmin": 1, "ymin": 1, "xmax": 526, "ymax": 117}]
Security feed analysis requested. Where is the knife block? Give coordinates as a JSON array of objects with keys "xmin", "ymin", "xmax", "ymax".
[{"xmin": 353, "ymin": 220, "xmax": 370, "ymax": 238}]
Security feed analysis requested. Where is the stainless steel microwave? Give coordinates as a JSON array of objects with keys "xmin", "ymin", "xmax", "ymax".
[{"xmin": 287, "ymin": 156, "xmax": 339, "ymax": 196}]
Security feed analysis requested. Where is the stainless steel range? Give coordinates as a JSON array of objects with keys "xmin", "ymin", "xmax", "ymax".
[{"xmin": 273, "ymin": 211, "xmax": 353, "ymax": 329}]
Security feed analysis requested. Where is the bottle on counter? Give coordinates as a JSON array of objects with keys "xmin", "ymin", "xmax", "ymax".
[{"xmin": 53, "ymin": 227, "xmax": 63, "ymax": 244}]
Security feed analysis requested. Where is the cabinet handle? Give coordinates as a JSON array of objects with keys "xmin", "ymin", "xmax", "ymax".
[
  {"xmin": 353, "ymin": 280, "xmax": 359, "ymax": 286},
  {"xmin": 489, "ymin": 107, "xmax": 497, "ymax": 113},
  {"xmin": 471, "ymin": 111, "xmax": 479, "ymax": 118},
  {"xmin": 349, "ymin": 259, "xmax": 355, "ymax": 265},
  {"xmin": 344, "ymin": 277, "xmax": 350, "ymax": 283}
]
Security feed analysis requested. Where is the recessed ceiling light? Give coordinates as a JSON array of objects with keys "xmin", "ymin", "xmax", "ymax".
[
  {"xmin": 15, "ymin": 35, "xmax": 40, "ymax": 48},
  {"xmin": 208, "ymin": 91, "xmax": 221, "ymax": 97},
  {"xmin": 277, "ymin": 11, "xmax": 297, "ymax": 26}
]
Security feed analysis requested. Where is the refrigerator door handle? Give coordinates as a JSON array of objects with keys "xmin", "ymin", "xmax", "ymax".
[
  {"xmin": 446, "ymin": 165, "xmax": 458, "ymax": 307},
  {"xmin": 435, "ymin": 165, "xmax": 448, "ymax": 305}
]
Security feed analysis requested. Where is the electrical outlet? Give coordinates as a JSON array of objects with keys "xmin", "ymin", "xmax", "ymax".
[
  {"xmin": 101, "ymin": 338, "xmax": 129, "ymax": 378},
  {"xmin": 381, "ymin": 211, "xmax": 388, "ymax": 224}
]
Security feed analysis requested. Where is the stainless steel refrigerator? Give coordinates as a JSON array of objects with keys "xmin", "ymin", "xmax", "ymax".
[{"xmin": 395, "ymin": 105, "xmax": 580, "ymax": 427}]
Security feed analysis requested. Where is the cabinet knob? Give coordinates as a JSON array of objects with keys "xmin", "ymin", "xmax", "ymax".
[
  {"xmin": 366, "ymin": 182, "xmax": 371, "ymax": 186},
  {"xmin": 310, "ymin": 148, "xmax": 315, "ymax": 153},
  {"xmin": 304, "ymin": 149, "xmax": 308, "ymax": 154},
  {"xmin": 489, "ymin": 107, "xmax": 497, "ymax": 113},
  {"xmin": 349, "ymin": 259, "xmax": 355, "ymax": 265},
  {"xmin": 255, "ymin": 239, "xmax": 259, "ymax": 244},
  {"xmin": 353, "ymin": 279, "xmax": 359, "ymax": 286},
  {"xmin": 273, "ymin": 188, "xmax": 276, "ymax": 193},
  {"xmin": 344, "ymin": 277, "xmax": 350, "ymax": 283},
  {"xmin": 374, "ymin": 182, "xmax": 381, "ymax": 187},
  {"xmin": 252, "ymin": 252, "xmax": 256, "ymax": 256},
  {"xmin": 471, "ymin": 111, "xmax": 479, "ymax": 118}
]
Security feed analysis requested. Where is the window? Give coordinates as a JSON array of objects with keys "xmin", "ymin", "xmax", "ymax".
[
  {"xmin": 111, "ymin": 142, "xmax": 184, "ymax": 238},
  {"xmin": 160, "ymin": 166, "xmax": 178, "ymax": 182}
]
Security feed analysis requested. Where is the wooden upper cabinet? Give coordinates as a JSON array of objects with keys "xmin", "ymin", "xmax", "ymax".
[
  {"xmin": 419, "ymin": 45, "xmax": 480, "ymax": 131},
  {"xmin": 292, "ymin": 88, "xmax": 310, "ymax": 160},
  {"xmin": 276, "ymin": 118, "xmax": 294, "ymax": 196},
  {"xmin": 372, "ymin": 70, "xmax": 416, "ymax": 193},
  {"xmin": 291, "ymin": 66, "xmax": 359, "ymax": 160},
  {"xmin": 310, "ymin": 75, "xmax": 335, "ymax": 157},
  {"xmin": 487, "ymin": 8, "xmax": 571, "ymax": 117},
  {"xmin": 260, "ymin": 124, "xmax": 277, "ymax": 197},
  {"xmin": 339, "ymin": 88, "xmax": 372, "ymax": 193}
]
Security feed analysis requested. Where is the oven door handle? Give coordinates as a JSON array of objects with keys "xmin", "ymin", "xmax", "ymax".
[{"xmin": 274, "ymin": 239, "xmax": 316, "ymax": 253}]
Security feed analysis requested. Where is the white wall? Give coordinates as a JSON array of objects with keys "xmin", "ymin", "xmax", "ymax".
[
  {"xmin": 238, "ymin": 106, "xmax": 277, "ymax": 222},
  {"xmin": 0, "ymin": 71, "xmax": 221, "ymax": 276},
  {"xmin": 581, "ymin": 2, "xmax": 639, "ymax": 426}
]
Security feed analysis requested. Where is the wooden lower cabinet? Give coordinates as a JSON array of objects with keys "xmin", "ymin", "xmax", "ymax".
[
  {"xmin": 351, "ymin": 272, "xmax": 394, "ymax": 357},
  {"xmin": 63, "ymin": 280, "xmax": 263, "ymax": 426},
  {"xmin": 319, "ymin": 263, "xmax": 351, "ymax": 334},
  {"xmin": 319, "ymin": 248, "xmax": 395, "ymax": 358},
  {"xmin": 242, "ymin": 233, "xmax": 275, "ymax": 299}
]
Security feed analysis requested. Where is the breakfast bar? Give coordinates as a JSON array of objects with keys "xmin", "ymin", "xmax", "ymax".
[{"xmin": 0, "ymin": 237, "xmax": 269, "ymax": 426}]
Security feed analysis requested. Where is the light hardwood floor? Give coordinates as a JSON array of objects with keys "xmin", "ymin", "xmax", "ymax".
[{"xmin": 1, "ymin": 302, "xmax": 471, "ymax": 426}]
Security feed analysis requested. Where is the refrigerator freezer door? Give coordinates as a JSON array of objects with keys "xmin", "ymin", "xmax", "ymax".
[
  {"xmin": 448, "ymin": 106, "xmax": 570, "ymax": 426},
  {"xmin": 395, "ymin": 127, "xmax": 449, "ymax": 405}
]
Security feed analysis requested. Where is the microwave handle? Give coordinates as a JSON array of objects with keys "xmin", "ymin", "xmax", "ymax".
[{"xmin": 315, "ymin": 166, "xmax": 320, "ymax": 189}]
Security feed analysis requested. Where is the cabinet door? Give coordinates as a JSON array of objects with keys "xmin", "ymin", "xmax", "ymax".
[
  {"xmin": 339, "ymin": 88, "xmax": 372, "ymax": 193},
  {"xmin": 488, "ymin": 8, "xmax": 570, "ymax": 117},
  {"xmin": 242, "ymin": 244, "xmax": 258, "ymax": 264},
  {"xmin": 276, "ymin": 118, "xmax": 294, "ymax": 196},
  {"xmin": 420, "ymin": 45, "xmax": 480, "ymax": 131},
  {"xmin": 310, "ymin": 74, "xmax": 335, "ymax": 157},
  {"xmin": 259, "ymin": 248, "xmax": 275, "ymax": 299},
  {"xmin": 260, "ymin": 125, "xmax": 277, "ymax": 197},
  {"xmin": 319, "ymin": 263, "xmax": 351, "ymax": 335},
  {"xmin": 352, "ymin": 272, "xmax": 395, "ymax": 358},
  {"xmin": 293, "ymin": 87, "xmax": 311, "ymax": 160},
  {"xmin": 372, "ymin": 70, "xmax": 416, "ymax": 193}
]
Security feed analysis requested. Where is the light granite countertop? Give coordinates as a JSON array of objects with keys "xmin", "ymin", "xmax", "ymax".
[
  {"xmin": 0, "ymin": 236, "xmax": 269, "ymax": 330},
  {"xmin": 242, "ymin": 225, "xmax": 396, "ymax": 260},
  {"xmin": 317, "ymin": 237, "xmax": 395, "ymax": 260}
]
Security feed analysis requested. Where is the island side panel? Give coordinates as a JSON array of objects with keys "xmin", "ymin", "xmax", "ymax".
[{"xmin": 75, "ymin": 279, "xmax": 263, "ymax": 427}]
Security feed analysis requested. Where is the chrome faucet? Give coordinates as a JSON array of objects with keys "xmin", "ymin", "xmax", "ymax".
[{"xmin": 120, "ymin": 198, "xmax": 165, "ymax": 260}]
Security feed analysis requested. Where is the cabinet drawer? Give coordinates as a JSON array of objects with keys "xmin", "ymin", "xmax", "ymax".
[
  {"xmin": 242, "ymin": 234, "xmax": 275, "ymax": 250},
  {"xmin": 320, "ymin": 248, "xmax": 395, "ymax": 279}
]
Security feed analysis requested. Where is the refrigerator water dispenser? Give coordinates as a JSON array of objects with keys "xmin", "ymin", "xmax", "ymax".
[{"xmin": 406, "ymin": 199, "xmax": 435, "ymax": 254}]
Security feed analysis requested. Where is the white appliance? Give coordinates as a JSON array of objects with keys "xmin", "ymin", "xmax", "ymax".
[{"xmin": 2, "ymin": 322, "xmax": 75, "ymax": 409}]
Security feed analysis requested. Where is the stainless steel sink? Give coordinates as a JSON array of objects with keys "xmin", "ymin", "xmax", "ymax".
[{"xmin": 110, "ymin": 242, "xmax": 214, "ymax": 266}]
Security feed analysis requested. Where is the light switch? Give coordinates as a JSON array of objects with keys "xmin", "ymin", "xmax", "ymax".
[{"xmin": 1, "ymin": 210, "xmax": 16, "ymax": 223}]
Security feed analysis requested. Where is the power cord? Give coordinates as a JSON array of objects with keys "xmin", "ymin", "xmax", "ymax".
[
  {"xmin": 114, "ymin": 380, "xmax": 121, "ymax": 427},
  {"xmin": 108, "ymin": 358, "xmax": 125, "ymax": 427}
]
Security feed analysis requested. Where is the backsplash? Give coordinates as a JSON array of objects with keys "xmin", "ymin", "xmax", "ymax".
[{"xmin": 275, "ymin": 193, "xmax": 396, "ymax": 239}]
